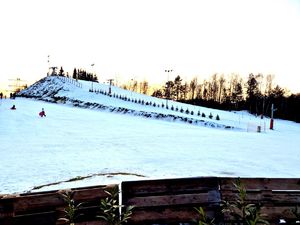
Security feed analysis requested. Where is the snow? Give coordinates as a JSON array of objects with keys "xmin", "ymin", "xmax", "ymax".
[{"xmin": 0, "ymin": 76, "xmax": 299, "ymax": 194}]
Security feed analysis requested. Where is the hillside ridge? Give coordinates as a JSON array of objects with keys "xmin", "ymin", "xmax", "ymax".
[{"xmin": 17, "ymin": 76, "xmax": 234, "ymax": 130}]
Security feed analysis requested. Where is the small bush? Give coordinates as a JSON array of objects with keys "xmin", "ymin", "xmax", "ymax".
[
  {"xmin": 185, "ymin": 109, "xmax": 190, "ymax": 114},
  {"xmin": 180, "ymin": 108, "xmax": 184, "ymax": 113},
  {"xmin": 216, "ymin": 115, "xmax": 220, "ymax": 120},
  {"xmin": 98, "ymin": 186, "xmax": 134, "ymax": 225},
  {"xmin": 59, "ymin": 191, "xmax": 83, "ymax": 225},
  {"xmin": 221, "ymin": 179, "xmax": 269, "ymax": 225},
  {"xmin": 171, "ymin": 105, "xmax": 174, "ymax": 110},
  {"xmin": 194, "ymin": 207, "xmax": 215, "ymax": 225},
  {"xmin": 202, "ymin": 112, "xmax": 206, "ymax": 118},
  {"xmin": 209, "ymin": 113, "xmax": 213, "ymax": 119}
]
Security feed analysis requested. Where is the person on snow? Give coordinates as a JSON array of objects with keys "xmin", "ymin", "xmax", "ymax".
[
  {"xmin": 10, "ymin": 105, "xmax": 16, "ymax": 110},
  {"xmin": 39, "ymin": 108, "xmax": 46, "ymax": 117}
]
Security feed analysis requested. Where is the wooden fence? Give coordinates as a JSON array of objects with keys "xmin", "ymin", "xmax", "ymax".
[
  {"xmin": 1, "ymin": 177, "xmax": 300, "ymax": 225},
  {"xmin": 0, "ymin": 184, "xmax": 117, "ymax": 225}
]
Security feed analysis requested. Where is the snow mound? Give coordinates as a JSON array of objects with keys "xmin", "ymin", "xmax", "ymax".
[{"xmin": 17, "ymin": 76, "xmax": 235, "ymax": 130}]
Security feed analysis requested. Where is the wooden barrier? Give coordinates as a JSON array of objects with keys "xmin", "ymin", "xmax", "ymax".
[
  {"xmin": 122, "ymin": 177, "xmax": 300, "ymax": 225},
  {"xmin": 121, "ymin": 177, "xmax": 221, "ymax": 225},
  {"xmin": 1, "ymin": 178, "xmax": 300, "ymax": 225},
  {"xmin": 0, "ymin": 184, "xmax": 118, "ymax": 225},
  {"xmin": 220, "ymin": 178, "xmax": 300, "ymax": 224}
]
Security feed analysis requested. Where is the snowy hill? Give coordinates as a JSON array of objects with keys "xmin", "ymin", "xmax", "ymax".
[
  {"xmin": 17, "ymin": 76, "xmax": 244, "ymax": 130},
  {"xmin": 20, "ymin": 76, "xmax": 230, "ymax": 128},
  {"xmin": 1, "ymin": 76, "xmax": 300, "ymax": 194}
]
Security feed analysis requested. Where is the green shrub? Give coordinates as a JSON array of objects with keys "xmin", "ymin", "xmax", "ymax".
[
  {"xmin": 194, "ymin": 206, "xmax": 215, "ymax": 225},
  {"xmin": 98, "ymin": 186, "xmax": 134, "ymax": 225},
  {"xmin": 221, "ymin": 179, "xmax": 269, "ymax": 225},
  {"xmin": 59, "ymin": 191, "xmax": 83, "ymax": 225}
]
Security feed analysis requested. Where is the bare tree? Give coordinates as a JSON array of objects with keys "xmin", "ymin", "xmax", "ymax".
[
  {"xmin": 265, "ymin": 74, "xmax": 274, "ymax": 96},
  {"xmin": 209, "ymin": 74, "xmax": 218, "ymax": 101},
  {"xmin": 218, "ymin": 75, "xmax": 226, "ymax": 103},
  {"xmin": 189, "ymin": 77, "xmax": 198, "ymax": 100},
  {"xmin": 140, "ymin": 81, "xmax": 149, "ymax": 95},
  {"xmin": 181, "ymin": 81, "xmax": 189, "ymax": 100}
]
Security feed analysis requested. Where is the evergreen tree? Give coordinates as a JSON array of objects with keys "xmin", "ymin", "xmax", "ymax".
[
  {"xmin": 246, "ymin": 73, "xmax": 260, "ymax": 114},
  {"xmin": 59, "ymin": 66, "xmax": 65, "ymax": 76},
  {"xmin": 174, "ymin": 75, "xmax": 182, "ymax": 100},
  {"xmin": 152, "ymin": 89, "xmax": 163, "ymax": 98},
  {"xmin": 164, "ymin": 81, "xmax": 174, "ymax": 100},
  {"xmin": 73, "ymin": 68, "xmax": 77, "ymax": 79}
]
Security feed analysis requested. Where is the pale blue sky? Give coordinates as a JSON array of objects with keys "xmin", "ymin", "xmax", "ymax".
[{"xmin": 1, "ymin": 0, "xmax": 300, "ymax": 93}]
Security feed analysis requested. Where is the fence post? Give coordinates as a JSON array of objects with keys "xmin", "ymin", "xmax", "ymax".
[{"xmin": 0, "ymin": 198, "xmax": 15, "ymax": 225}]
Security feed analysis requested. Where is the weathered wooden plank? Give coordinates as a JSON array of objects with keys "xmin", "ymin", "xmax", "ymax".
[
  {"xmin": 122, "ymin": 177, "xmax": 219, "ymax": 198},
  {"xmin": 71, "ymin": 187, "xmax": 110, "ymax": 202},
  {"xmin": 127, "ymin": 191, "xmax": 220, "ymax": 207},
  {"xmin": 261, "ymin": 206, "xmax": 298, "ymax": 220},
  {"xmin": 222, "ymin": 206, "xmax": 298, "ymax": 224},
  {"xmin": 13, "ymin": 211, "xmax": 56, "ymax": 225},
  {"xmin": 221, "ymin": 191, "xmax": 300, "ymax": 205},
  {"xmin": 14, "ymin": 192, "xmax": 64, "ymax": 214},
  {"xmin": 13, "ymin": 184, "xmax": 117, "ymax": 214},
  {"xmin": 57, "ymin": 220, "xmax": 106, "ymax": 225},
  {"xmin": 128, "ymin": 206, "xmax": 219, "ymax": 224},
  {"xmin": 220, "ymin": 178, "xmax": 300, "ymax": 191}
]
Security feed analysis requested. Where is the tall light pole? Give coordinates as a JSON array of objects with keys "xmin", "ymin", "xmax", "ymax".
[
  {"xmin": 90, "ymin": 64, "xmax": 95, "ymax": 92},
  {"xmin": 47, "ymin": 55, "xmax": 50, "ymax": 76},
  {"xmin": 164, "ymin": 69, "xmax": 173, "ymax": 108},
  {"xmin": 130, "ymin": 78, "xmax": 134, "ymax": 97},
  {"xmin": 270, "ymin": 103, "xmax": 277, "ymax": 130},
  {"xmin": 107, "ymin": 79, "xmax": 114, "ymax": 96}
]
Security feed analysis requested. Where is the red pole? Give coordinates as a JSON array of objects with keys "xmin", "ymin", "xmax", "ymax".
[{"xmin": 270, "ymin": 118, "xmax": 274, "ymax": 130}]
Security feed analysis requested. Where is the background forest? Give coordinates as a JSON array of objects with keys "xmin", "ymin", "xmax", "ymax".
[{"xmin": 49, "ymin": 68, "xmax": 300, "ymax": 123}]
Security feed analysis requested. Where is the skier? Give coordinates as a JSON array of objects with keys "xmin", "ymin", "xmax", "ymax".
[
  {"xmin": 10, "ymin": 105, "xmax": 16, "ymax": 110},
  {"xmin": 39, "ymin": 108, "xmax": 46, "ymax": 117}
]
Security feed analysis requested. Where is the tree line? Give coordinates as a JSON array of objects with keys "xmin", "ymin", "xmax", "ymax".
[
  {"xmin": 72, "ymin": 68, "xmax": 98, "ymax": 82},
  {"xmin": 48, "ymin": 66, "xmax": 99, "ymax": 83},
  {"xmin": 49, "ymin": 67, "xmax": 299, "ymax": 123},
  {"xmin": 150, "ymin": 73, "xmax": 300, "ymax": 123}
]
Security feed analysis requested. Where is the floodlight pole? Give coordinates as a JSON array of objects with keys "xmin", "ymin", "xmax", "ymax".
[
  {"xmin": 270, "ymin": 103, "xmax": 276, "ymax": 130},
  {"xmin": 164, "ymin": 69, "xmax": 173, "ymax": 108},
  {"xmin": 47, "ymin": 55, "xmax": 50, "ymax": 76},
  {"xmin": 91, "ymin": 64, "xmax": 95, "ymax": 92},
  {"xmin": 107, "ymin": 79, "xmax": 114, "ymax": 96}
]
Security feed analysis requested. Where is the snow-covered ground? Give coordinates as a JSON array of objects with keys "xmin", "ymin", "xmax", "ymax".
[{"xmin": 0, "ymin": 76, "xmax": 299, "ymax": 194}]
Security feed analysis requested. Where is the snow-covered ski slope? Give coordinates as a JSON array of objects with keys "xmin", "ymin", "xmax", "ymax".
[{"xmin": 0, "ymin": 76, "xmax": 299, "ymax": 194}]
